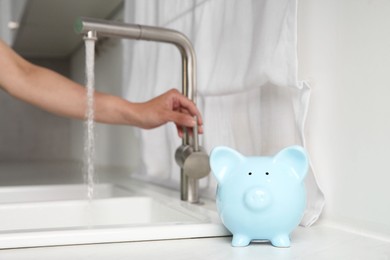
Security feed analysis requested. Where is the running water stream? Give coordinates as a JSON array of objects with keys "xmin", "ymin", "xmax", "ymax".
[{"xmin": 84, "ymin": 38, "xmax": 96, "ymax": 201}]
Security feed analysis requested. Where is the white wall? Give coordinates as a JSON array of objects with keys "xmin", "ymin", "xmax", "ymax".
[{"xmin": 298, "ymin": 0, "xmax": 390, "ymax": 237}]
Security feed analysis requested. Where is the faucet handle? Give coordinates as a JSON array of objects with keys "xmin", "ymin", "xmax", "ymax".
[
  {"xmin": 175, "ymin": 145, "xmax": 210, "ymax": 179},
  {"xmin": 183, "ymin": 149, "xmax": 210, "ymax": 179},
  {"xmin": 175, "ymin": 145, "xmax": 191, "ymax": 168}
]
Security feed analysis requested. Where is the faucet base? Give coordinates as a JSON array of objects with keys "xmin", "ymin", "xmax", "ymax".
[{"xmin": 180, "ymin": 170, "xmax": 200, "ymax": 203}]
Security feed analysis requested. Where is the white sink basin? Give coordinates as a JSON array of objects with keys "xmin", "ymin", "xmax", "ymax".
[
  {"xmin": 0, "ymin": 184, "xmax": 133, "ymax": 203},
  {"xmin": 0, "ymin": 197, "xmax": 198, "ymax": 231},
  {"xmin": 0, "ymin": 183, "xmax": 229, "ymax": 249}
]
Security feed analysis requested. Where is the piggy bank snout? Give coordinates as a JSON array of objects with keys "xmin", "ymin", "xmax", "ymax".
[{"xmin": 244, "ymin": 187, "xmax": 272, "ymax": 211}]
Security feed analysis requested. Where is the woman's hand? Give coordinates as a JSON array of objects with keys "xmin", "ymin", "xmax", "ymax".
[{"xmin": 130, "ymin": 89, "xmax": 203, "ymax": 137}]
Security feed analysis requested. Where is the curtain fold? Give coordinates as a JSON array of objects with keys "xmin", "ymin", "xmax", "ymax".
[{"xmin": 123, "ymin": 0, "xmax": 324, "ymax": 226}]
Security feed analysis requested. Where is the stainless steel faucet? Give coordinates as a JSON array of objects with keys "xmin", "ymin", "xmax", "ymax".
[{"xmin": 75, "ymin": 17, "xmax": 210, "ymax": 203}]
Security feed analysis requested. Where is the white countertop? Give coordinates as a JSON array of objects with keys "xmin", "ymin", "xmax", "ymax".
[
  {"xmin": 0, "ymin": 162, "xmax": 389, "ymax": 259},
  {"xmin": 1, "ymin": 224, "xmax": 389, "ymax": 260}
]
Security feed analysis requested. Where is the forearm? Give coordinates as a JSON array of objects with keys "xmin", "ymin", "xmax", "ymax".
[
  {"xmin": 0, "ymin": 40, "xmax": 134, "ymax": 125},
  {"xmin": 6, "ymin": 64, "xmax": 86, "ymax": 119},
  {"xmin": 93, "ymin": 92, "xmax": 140, "ymax": 125},
  {"xmin": 3, "ymin": 60, "xmax": 134, "ymax": 125},
  {"xmin": 22, "ymin": 68, "xmax": 139, "ymax": 125}
]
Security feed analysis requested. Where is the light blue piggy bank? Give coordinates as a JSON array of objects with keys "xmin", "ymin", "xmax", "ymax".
[{"xmin": 210, "ymin": 145, "xmax": 308, "ymax": 247}]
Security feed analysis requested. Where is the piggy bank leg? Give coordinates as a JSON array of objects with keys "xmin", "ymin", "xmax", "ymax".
[
  {"xmin": 232, "ymin": 234, "xmax": 251, "ymax": 247},
  {"xmin": 270, "ymin": 234, "xmax": 290, "ymax": 247}
]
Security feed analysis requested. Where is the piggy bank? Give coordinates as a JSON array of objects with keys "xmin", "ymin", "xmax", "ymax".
[{"xmin": 210, "ymin": 145, "xmax": 308, "ymax": 247}]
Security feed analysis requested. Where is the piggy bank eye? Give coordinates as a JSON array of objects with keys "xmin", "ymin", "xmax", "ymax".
[
  {"xmin": 265, "ymin": 172, "xmax": 270, "ymax": 175},
  {"xmin": 248, "ymin": 172, "xmax": 252, "ymax": 176}
]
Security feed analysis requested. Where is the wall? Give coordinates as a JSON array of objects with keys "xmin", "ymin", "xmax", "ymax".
[{"xmin": 298, "ymin": 0, "xmax": 390, "ymax": 238}]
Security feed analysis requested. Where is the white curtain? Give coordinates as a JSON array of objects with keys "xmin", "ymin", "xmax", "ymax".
[{"xmin": 123, "ymin": 0, "xmax": 324, "ymax": 227}]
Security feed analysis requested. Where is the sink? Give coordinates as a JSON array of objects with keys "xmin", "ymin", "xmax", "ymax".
[
  {"xmin": 0, "ymin": 182, "xmax": 229, "ymax": 249},
  {"xmin": 0, "ymin": 184, "xmax": 134, "ymax": 203},
  {"xmin": 0, "ymin": 197, "xmax": 198, "ymax": 231}
]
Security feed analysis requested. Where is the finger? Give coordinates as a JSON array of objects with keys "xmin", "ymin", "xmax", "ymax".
[
  {"xmin": 170, "ymin": 112, "xmax": 196, "ymax": 129},
  {"xmin": 198, "ymin": 124, "xmax": 204, "ymax": 134},
  {"xmin": 174, "ymin": 122, "xmax": 203, "ymax": 137},
  {"xmin": 176, "ymin": 125, "xmax": 184, "ymax": 138},
  {"xmin": 178, "ymin": 125, "xmax": 203, "ymax": 136},
  {"xmin": 175, "ymin": 95, "xmax": 203, "ymax": 125},
  {"xmin": 176, "ymin": 108, "xmax": 203, "ymax": 127},
  {"xmin": 171, "ymin": 113, "xmax": 203, "ymax": 135}
]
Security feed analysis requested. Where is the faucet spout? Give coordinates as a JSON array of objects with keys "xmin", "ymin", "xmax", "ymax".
[
  {"xmin": 75, "ymin": 17, "xmax": 196, "ymax": 102},
  {"xmin": 75, "ymin": 17, "xmax": 209, "ymax": 203}
]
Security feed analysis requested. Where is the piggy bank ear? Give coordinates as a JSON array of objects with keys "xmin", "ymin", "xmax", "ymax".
[
  {"xmin": 210, "ymin": 146, "xmax": 245, "ymax": 184},
  {"xmin": 274, "ymin": 145, "xmax": 308, "ymax": 182}
]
